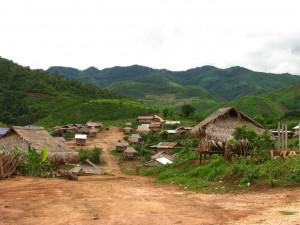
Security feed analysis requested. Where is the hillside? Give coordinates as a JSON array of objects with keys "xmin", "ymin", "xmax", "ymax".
[
  {"xmin": 229, "ymin": 82, "xmax": 300, "ymax": 126},
  {"xmin": 48, "ymin": 65, "xmax": 300, "ymax": 101},
  {"xmin": 0, "ymin": 57, "xmax": 155, "ymax": 127}
]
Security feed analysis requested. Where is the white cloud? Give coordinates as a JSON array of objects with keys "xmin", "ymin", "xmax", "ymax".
[{"xmin": 0, "ymin": 0, "xmax": 300, "ymax": 74}]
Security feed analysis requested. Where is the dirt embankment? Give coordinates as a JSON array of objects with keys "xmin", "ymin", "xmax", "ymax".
[{"xmin": 1, "ymin": 127, "xmax": 300, "ymax": 225}]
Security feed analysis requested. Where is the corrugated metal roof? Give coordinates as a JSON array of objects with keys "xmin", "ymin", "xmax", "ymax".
[
  {"xmin": 156, "ymin": 157, "xmax": 173, "ymax": 165},
  {"xmin": 0, "ymin": 128, "xmax": 9, "ymax": 136},
  {"xmin": 75, "ymin": 134, "xmax": 87, "ymax": 139},
  {"xmin": 151, "ymin": 142, "xmax": 178, "ymax": 149}
]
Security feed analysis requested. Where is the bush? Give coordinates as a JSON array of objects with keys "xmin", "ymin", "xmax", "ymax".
[
  {"xmin": 19, "ymin": 147, "xmax": 54, "ymax": 177},
  {"xmin": 79, "ymin": 147, "xmax": 102, "ymax": 164}
]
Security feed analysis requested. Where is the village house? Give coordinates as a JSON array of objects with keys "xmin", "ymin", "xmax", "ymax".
[
  {"xmin": 150, "ymin": 142, "xmax": 179, "ymax": 154},
  {"xmin": 136, "ymin": 124, "xmax": 151, "ymax": 134},
  {"xmin": 123, "ymin": 147, "xmax": 138, "ymax": 160},
  {"xmin": 75, "ymin": 134, "xmax": 87, "ymax": 146},
  {"xmin": 165, "ymin": 127, "xmax": 192, "ymax": 135},
  {"xmin": 192, "ymin": 107, "xmax": 264, "ymax": 142},
  {"xmin": 145, "ymin": 151, "xmax": 174, "ymax": 167},
  {"xmin": 123, "ymin": 126, "xmax": 133, "ymax": 134},
  {"xmin": 115, "ymin": 140, "xmax": 129, "ymax": 152},
  {"xmin": 137, "ymin": 115, "xmax": 164, "ymax": 124},
  {"xmin": 165, "ymin": 120, "xmax": 181, "ymax": 125},
  {"xmin": 192, "ymin": 107, "xmax": 264, "ymax": 153},
  {"xmin": 125, "ymin": 122, "xmax": 133, "ymax": 127},
  {"xmin": 0, "ymin": 126, "xmax": 79, "ymax": 164},
  {"xmin": 149, "ymin": 122, "xmax": 162, "ymax": 132},
  {"xmin": 86, "ymin": 120, "xmax": 103, "ymax": 130},
  {"xmin": 128, "ymin": 134, "xmax": 143, "ymax": 144}
]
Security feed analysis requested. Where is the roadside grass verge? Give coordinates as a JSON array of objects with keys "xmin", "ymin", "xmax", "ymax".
[{"xmin": 142, "ymin": 155, "xmax": 300, "ymax": 192}]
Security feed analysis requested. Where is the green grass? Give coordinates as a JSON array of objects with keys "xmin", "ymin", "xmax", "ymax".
[
  {"xmin": 142, "ymin": 155, "xmax": 300, "ymax": 191},
  {"xmin": 79, "ymin": 147, "xmax": 102, "ymax": 164},
  {"xmin": 0, "ymin": 122, "xmax": 7, "ymax": 127},
  {"xmin": 37, "ymin": 98, "xmax": 157, "ymax": 127}
]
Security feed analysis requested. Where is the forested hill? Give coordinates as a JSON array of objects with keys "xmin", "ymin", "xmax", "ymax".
[
  {"xmin": 48, "ymin": 65, "xmax": 300, "ymax": 101},
  {"xmin": 0, "ymin": 57, "xmax": 154, "ymax": 126}
]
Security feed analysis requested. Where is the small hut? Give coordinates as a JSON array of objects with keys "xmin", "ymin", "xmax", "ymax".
[
  {"xmin": 128, "ymin": 134, "xmax": 143, "ymax": 144},
  {"xmin": 125, "ymin": 122, "xmax": 133, "ymax": 127},
  {"xmin": 145, "ymin": 151, "xmax": 174, "ymax": 167},
  {"xmin": 75, "ymin": 134, "xmax": 87, "ymax": 146},
  {"xmin": 149, "ymin": 122, "xmax": 162, "ymax": 132},
  {"xmin": 192, "ymin": 107, "xmax": 264, "ymax": 143},
  {"xmin": 136, "ymin": 124, "xmax": 151, "ymax": 134},
  {"xmin": 115, "ymin": 140, "xmax": 129, "ymax": 152},
  {"xmin": 123, "ymin": 127, "xmax": 133, "ymax": 134},
  {"xmin": 0, "ymin": 126, "xmax": 79, "ymax": 164},
  {"xmin": 137, "ymin": 116, "xmax": 154, "ymax": 124},
  {"xmin": 137, "ymin": 115, "xmax": 164, "ymax": 124},
  {"xmin": 86, "ymin": 120, "xmax": 103, "ymax": 130},
  {"xmin": 123, "ymin": 147, "xmax": 138, "ymax": 160},
  {"xmin": 150, "ymin": 142, "xmax": 179, "ymax": 154}
]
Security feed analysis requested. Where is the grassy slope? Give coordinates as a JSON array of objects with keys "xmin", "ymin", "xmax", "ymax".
[
  {"xmin": 229, "ymin": 82, "xmax": 300, "ymax": 127},
  {"xmin": 38, "ymin": 99, "xmax": 156, "ymax": 127},
  {"xmin": 143, "ymin": 156, "xmax": 300, "ymax": 191}
]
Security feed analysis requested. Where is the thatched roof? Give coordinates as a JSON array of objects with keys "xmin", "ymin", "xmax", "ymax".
[
  {"xmin": 116, "ymin": 140, "xmax": 129, "ymax": 147},
  {"xmin": 3, "ymin": 126, "xmax": 79, "ymax": 164},
  {"xmin": 136, "ymin": 124, "xmax": 151, "ymax": 133},
  {"xmin": 192, "ymin": 107, "xmax": 264, "ymax": 142},
  {"xmin": 86, "ymin": 120, "xmax": 103, "ymax": 128},
  {"xmin": 124, "ymin": 147, "xmax": 137, "ymax": 154},
  {"xmin": 128, "ymin": 134, "xmax": 143, "ymax": 143}
]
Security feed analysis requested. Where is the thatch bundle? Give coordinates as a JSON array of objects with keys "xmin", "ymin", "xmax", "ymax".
[{"xmin": 0, "ymin": 149, "xmax": 21, "ymax": 179}]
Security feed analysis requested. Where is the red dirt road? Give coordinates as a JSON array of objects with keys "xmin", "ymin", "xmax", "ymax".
[{"xmin": 1, "ymin": 128, "xmax": 300, "ymax": 225}]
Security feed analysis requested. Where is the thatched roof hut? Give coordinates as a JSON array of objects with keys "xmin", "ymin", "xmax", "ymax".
[
  {"xmin": 123, "ymin": 127, "xmax": 133, "ymax": 134},
  {"xmin": 192, "ymin": 107, "xmax": 264, "ymax": 142},
  {"xmin": 136, "ymin": 124, "xmax": 151, "ymax": 134},
  {"xmin": 123, "ymin": 147, "xmax": 138, "ymax": 160},
  {"xmin": 128, "ymin": 134, "xmax": 143, "ymax": 144},
  {"xmin": 86, "ymin": 120, "xmax": 103, "ymax": 129},
  {"xmin": 0, "ymin": 126, "xmax": 79, "ymax": 165},
  {"xmin": 137, "ymin": 115, "xmax": 164, "ymax": 124},
  {"xmin": 115, "ymin": 140, "xmax": 129, "ymax": 152}
]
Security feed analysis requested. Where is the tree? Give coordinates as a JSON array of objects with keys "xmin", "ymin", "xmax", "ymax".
[
  {"xmin": 181, "ymin": 104, "xmax": 195, "ymax": 117},
  {"xmin": 162, "ymin": 108, "xmax": 169, "ymax": 118}
]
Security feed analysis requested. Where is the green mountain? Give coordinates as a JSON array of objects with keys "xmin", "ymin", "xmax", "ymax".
[
  {"xmin": 48, "ymin": 65, "xmax": 300, "ymax": 101},
  {"xmin": 0, "ymin": 57, "xmax": 155, "ymax": 127},
  {"xmin": 229, "ymin": 82, "xmax": 300, "ymax": 126}
]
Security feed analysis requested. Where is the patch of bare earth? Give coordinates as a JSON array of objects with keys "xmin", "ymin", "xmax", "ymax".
[{"xmin": 1, "ymin": 127, "xmax": 300, "ymax": 225}]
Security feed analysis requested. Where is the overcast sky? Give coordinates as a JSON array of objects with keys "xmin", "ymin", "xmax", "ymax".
[{"xmin": 1, "ymin": 0, "xmax": 300, "ymax": 74}]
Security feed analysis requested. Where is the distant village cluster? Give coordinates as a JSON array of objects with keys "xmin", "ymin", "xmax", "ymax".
[{"xmin": 0, "ymin": 107, "xmax": 300, "ymax": 179}]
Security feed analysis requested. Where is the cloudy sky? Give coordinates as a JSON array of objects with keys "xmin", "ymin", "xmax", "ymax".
[{"xmin": 1, "ymin": 0, "xmax": 300, "ymax": 74}]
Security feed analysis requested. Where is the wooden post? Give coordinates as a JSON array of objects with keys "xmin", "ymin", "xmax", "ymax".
[
  {"xmin": 298, "ymin": 123, "xmax": 300, "ymax": 151},
  {"xmin": 285, "ymin": 123, "xmax": 288, "ymax": 151},
  {"xmin": 281, "ymin": 123, "xmax": 285, "ymax": 150},
  {"xmin": 277, "ymin": 122, "xmax": 281, "ymax": 150}
]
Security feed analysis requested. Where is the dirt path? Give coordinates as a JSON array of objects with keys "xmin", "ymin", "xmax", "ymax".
[{"xmin": 1, "ymin": 128, "xmax": 300, "ymax": 225}]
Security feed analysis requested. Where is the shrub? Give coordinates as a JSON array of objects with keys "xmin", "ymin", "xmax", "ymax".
[
  {"xmin": 79, "ymin": 147, "xmax": 102, "ymax": 164},
  {"xmin": 19, "ymin": 147, "xmax": 54, "ymax": 177}
]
